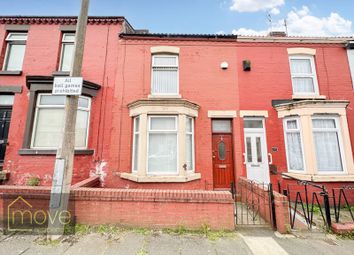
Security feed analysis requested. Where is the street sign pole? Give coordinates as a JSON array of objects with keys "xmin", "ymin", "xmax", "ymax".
[{"xmin": 47, "ymin": 0, "xmax": 89, "ymax": 239}]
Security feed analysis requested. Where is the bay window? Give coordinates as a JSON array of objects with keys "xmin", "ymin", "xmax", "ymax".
[
  {"xmin": 132, "ymin": 116, "xmax": 140, "ymax": 172},
  {"xmin": 124, "ymin": 98, "xmax": 200, "ymax": 182},
  {"xmin": 312, "ymin": 117, "xmax": 344, "ymax": 172},
  {"xmin": 2, "ymin": 32, "xmax": 27, "ymax": 71},
  {"xmin": 31, "ymin": 94, "xmax": 91, "ymax": 149},
  {"xmin": 275, "ymin": 100, "xmax": 354, "ymax": 182},
  {"xmin": 283, "ymin": 118, "xmax": 305, "ymax": 172},
  {"xmin": 151, "ymin": 55, "xmax": 179, "ymax": 95}
]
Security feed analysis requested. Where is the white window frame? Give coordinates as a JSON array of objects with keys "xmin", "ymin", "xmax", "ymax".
[
  {"xmin": 186, "ymin": 116, "xmax": 195, "ymax": 172},
  {"xmin": 132, "ymin": 116, "xmax": 140, "ymax": 173},
  {"xmin": 289, "ymin": 55, "xmax": 319, "ymax": 96},
  {"xmin": 58, "ymin": 33, "xmax": 75, "ymax": 72},
  {"xmin": 2, "ymin": 32, "xmax": 28, "ymax": 71},
  {"xmin": 151, "ymin": 54, "xmax": 179, "ymax": 96},
  {"xmin": 147, "ymin": 115, "xmax": 179, "ymax": 175},
  {"xmin": 283, "ymin": 117, "xmax": 306, "ymax": 172},
  {"xmin": 30, "ymin": 93, "xmax": 91, "ymax": 150},
  {"xmin": 312, "ymin": 116, "xmax": 347, "ymax": 175}
]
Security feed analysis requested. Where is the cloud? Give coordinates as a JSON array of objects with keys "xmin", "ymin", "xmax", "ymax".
[
  {"xmin": 270, "ymin": 7, "xmax": 280, "ymax": 15},
  {"xmin": 231, "ymin": 6, "xmax": 353, "ymax": 36},
  {"xmin": 230, "ymin": 0, "xmax": 284, "ymax": 12}
]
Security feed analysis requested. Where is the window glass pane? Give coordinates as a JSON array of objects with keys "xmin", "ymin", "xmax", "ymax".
[
  {"xmin": 312, "ymin": 119, "xmax": 336, "ymax": 129},
  {"xmin": 148, "ymin": 133, "xmax": 177, "ymax": 173},
  {"xmin": 134, "ymin": 117, "xmax": 140, "ymax": 132},
  {"xmin": 78, "ymin": 97, "xmax": 89, "ymax": 108},
  {"xmin": 246, "ymin": 137, "xmax": 252, "ymax": 163},
  {"xmin": 63, "ymin": 33, "xmax": 75, "ymax": 42},
  {"xmin": 256, "ymin": 137, "xmax": 262, "ymax": 163},
  {"xmin": 0, "ymin": 95, "xmax": 14, "ymax": 105},
  {"xmin": 150, "ymin": 117, "xmax": 176, "ymax": 130},
  {"xmin": 244, "ymin": 120, "xmax": 263, "ymax": 129},
  {"xmin": 5, "ymin": 44, "xmax": 26, "ymax": 71},
  {"xmin": 133, "ymin": 133, "xmax": 139, "ymax": 171},
  {"xmin": 154, "ymin": 56, "xmax": 177, "ymax": 66},
  {"xmin": 212, "ymin": 120, "xmax": 231, "ymax": 133},
  {"xmin": 292, "ymin": 77, "xmax": 315, "ymax": 93},
  {"xmin": 7, "ymin": 33, "xmax": 27, "ymax": 41},
  {"xmin": 290, "ymin": 59, "xmax": 312, "ymax": 74},
  {"xmin": 186, "ymin": 134, "xmax": 193, "ymax": 170},
  {"xmin": 218, "ymin": 141, "xmax": 226, "ymax": 160},
  {"xmin": 186, "ymin": 117, "xmax": 192, "ymax": 133},
  {"xmin": 287, "ymin": 120, "xmax": 298, "ymax": 129},
  {"xmin": 60, "ymin": 43, "xmax": 74, "ymax": 71},
  {"xmin": 33, "ymin": 108, "xmax": 64, "ymax": 147},
  {"xmin": 314, "ymin": 132, "xmax": 342, "ymax": 171},
  {"xmin": 75, "ymin": 110, "xmax": 89, "ymax": 147},
  {"xmin": 39, "ymin": 95, "xmax": 65, "ymax": 105},
  {"xmin": 286, "ymin": 132, "xmax": 304, "ymax": 170},
  {"xmin": 152, "ymin": 68, "xmax": 178, "ymax": 94}
]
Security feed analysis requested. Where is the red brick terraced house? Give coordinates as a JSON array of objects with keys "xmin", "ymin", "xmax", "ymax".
[{"xmin": 0, "ymin": 16, "xmax": 354, "ymax": 195}]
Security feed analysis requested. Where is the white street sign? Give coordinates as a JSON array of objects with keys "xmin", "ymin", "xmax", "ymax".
[{"xmin": 53, "ymin": 77, "xmax": 83, "ymax": 95}]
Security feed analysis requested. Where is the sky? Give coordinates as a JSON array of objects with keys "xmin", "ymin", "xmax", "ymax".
[{"xmin": 0, "ymin": 0, "xmax": 353, "ymax": 36}]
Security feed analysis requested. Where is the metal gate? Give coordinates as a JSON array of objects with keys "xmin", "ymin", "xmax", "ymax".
[{"xmin": 231, "ymin": 179, "xmax": 276, "ymax": 228}]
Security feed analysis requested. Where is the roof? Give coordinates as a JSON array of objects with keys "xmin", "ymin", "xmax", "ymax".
[
  {"xmin": 0, "ymin": 16, "xmax": 133, "ymax": 28},
  {"xmin": 120, "ymin": 33, "xmax": 238, "ymax": 41}
]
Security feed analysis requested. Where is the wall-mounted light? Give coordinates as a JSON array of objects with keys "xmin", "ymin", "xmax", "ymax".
[
  {"xmin": 243, "ymin": 60, "xmax": 251, "ymax": 71},
  {"xmin": 220, "ymin": 61, "xmax": 228, "ymax": 70}
]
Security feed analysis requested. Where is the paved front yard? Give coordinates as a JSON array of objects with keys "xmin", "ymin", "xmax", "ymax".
[{"xmin": 0, "ymin": 227, "xmax": 353, "ymax": 255}]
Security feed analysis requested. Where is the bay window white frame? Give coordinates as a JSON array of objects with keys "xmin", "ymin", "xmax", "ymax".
[
  {"xmin": 151, "ymin": 54, "xmax": 179, "ymax": 96},
  {"xmin": 2, "ymin": 32, "xmax": 28, "ymax": 71},
  {"xmin": 186, "ymin": 116, "xmax": 195, "ymax": 172},
  {"xmin": 283, "ymin": 117, "xmax": 306, "ymax": 172},
  {"xmin": 312, "ymin": 116, "xmax": 346, "ymax": 175},
  {"xmin": 289, "ymin": 55, "xmax": 319, "ymax": 96},
  {"xmin": 30, "ymin": 93, "xmax": 91, "ymax": 149},
  {"xmin": 132, "ymin": 116, "xmax": 140, "ymax": 173},
  {"xmin": 147, "ymin": 115, "xmax": 179, "ymax": 175}
]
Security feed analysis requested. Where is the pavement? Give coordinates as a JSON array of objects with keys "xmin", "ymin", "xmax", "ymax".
[{"xmin": 0, "ymin": 227, "xmax": 353, "ymax": 255}]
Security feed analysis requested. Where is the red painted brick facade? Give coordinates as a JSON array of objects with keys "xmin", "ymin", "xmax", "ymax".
[{"xmin": 0, "ymin": 16, "xmax": 353, "ymax": 194}]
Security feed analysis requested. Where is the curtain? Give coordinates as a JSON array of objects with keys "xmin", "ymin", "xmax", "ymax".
[
  {"xmin": 148, "ymin": 133, "xmax": 177, "ymax": 173},
  {"xmin": 290, "ymin": 59, "xmax": 312, "ymax": 74},
  {"xmin": 186, "ymin": 134, "xmax": 193, "ymax": 170},
  {"xmin": 286, "ymin": 132, "xmax": 304, "ymax": 170},
  {"xmin": 292, "ymin": 77, "xmax": 314, "ymax": 93},
  {"xmin": 314, "ymin": 132, "xmax": 342, "ymax": 171},
  {"xmin": 152, "ymin": 68, "xmax": 178, "ymax": 94}
]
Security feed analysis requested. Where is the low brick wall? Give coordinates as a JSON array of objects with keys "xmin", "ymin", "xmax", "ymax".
[
  {"xmin": 238, "ymin": 177, "xmax": 290, "ymax": 234},
  {"xmin": 0, "ymin": 184, "xmax": 235, "ymax": 231}
]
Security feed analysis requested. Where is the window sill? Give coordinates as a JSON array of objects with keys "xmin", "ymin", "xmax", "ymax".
[
  {"xmin": 0, "ymin": 70, "xmax": 22, "ymax": 76},
  {"xmin": 18, "ymin": 148, "xmax": 94, "ymax": 155},
  {"xmin": 120, "ymin": 172, "xmax": 201, "ymax": 183},
  {"xmin": 283, "ymin": 172, "xmax": 354, "ymax": 182},
  {"xmin": 52, "ymin": 71, "xmax": 70, "ymax": 76},
  {"xmin": 148, "ymin": 94, "xmax": 182, "ymax": 99},
  {"xmin": 292, "ymin": 95, "xmax": 326, "ymax": 100}
]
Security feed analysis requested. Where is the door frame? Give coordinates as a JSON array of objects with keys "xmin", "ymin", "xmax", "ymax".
[
  {"xmin": 211, "ymin": 118, "xmax": 235, "ymax": 189},
  {"xmin": 0, "ymin": 105, "xmax": 13, "ymax": 168},
  {"xmin": 243, "ymin": 117, "xmax": 270, "ymax": 183}
]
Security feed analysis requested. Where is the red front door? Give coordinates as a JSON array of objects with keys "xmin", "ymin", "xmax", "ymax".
[{"xmin": 212, "ymin": 134, "xmax": 234, "ymax": 189}]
